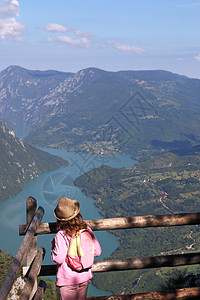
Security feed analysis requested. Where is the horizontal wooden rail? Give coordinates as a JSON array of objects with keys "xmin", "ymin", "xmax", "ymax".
[
  {"xmin": 87, "ymin": 287, "xmax": 200, "ymax": 300},
  {"xmin": 19, "ymin": 212, "xmax": 200, "ymax": 236},
  {"xmin": 39, "ymin": 252, "xmax": 200, "ymax": 276},
  {"xmin": 0, "ymin": 206, "xmax": 44, "ymax": 300}
]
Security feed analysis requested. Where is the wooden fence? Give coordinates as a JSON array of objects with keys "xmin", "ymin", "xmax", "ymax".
[{"xmin": 1, "ymin": 196, "xmax": 200, "ymax": 299}]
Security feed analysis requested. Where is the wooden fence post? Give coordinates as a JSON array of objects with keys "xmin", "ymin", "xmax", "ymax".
[
  {"xmin": 26, "ymin": 197, "xmax": 38, "ymax": 266},
  {"xmin": 20, "ymin": 247, "xmax": 45, "ymax": 300},
  {"xmin": 0, "ymin": 206, "xmax": 44, "ymax": 300},
  {"xmin": 33, "ymin": 280, "xmax": 47, "ymax": 300},
  {"xmin": 23, "ymin": 197, "xmax": 38, "ymax": 299}
]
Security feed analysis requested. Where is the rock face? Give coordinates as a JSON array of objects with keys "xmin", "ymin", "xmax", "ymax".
[
  {"xmin": 0, "ymin": 65, "xmax": 73, "ymax": 127},
  {"xmin": 0, "ymin": 121, "xmax": 67, "ymax": 201},
  {"xmin": 7, "ymin": 276, "xmax": 25, "ymax": 300}
]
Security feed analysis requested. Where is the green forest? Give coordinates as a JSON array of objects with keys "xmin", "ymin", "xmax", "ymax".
[
  {"xmin": 75, "ymin": 152, "xmax": 200, "ymax": 294},
  {"xmin": 0, "ymin": 249, "xmax": 59, "ymax": 299}
]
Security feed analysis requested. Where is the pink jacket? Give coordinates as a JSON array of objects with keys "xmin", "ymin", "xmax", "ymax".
[{"xmin": 51, "ymin": 227, "xmax": 102, "ymax": 286}]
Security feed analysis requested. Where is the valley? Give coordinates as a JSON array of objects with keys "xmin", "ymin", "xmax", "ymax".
[{"xmin": 1, "ymin": 65, "xmax": 200, "ymax": 296}]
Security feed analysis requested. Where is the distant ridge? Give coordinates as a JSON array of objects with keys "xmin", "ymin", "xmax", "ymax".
[
  {"xmin": 117, "ymin": 69, "xmax": 187, "ymax": 81},
  {"xmin": 0, "ymin": 65, "xmax": 74, "ymax": 77},
  {"xmin": 0, "ymin": 65, "xmax": 200, "ymax": 157}
]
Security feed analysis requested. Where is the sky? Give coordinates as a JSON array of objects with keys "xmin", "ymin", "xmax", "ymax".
[{"xmin": 0, "ymin": 0, "xmax": 200, "ymax": 78}]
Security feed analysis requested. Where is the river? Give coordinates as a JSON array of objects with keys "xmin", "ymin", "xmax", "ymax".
[{"xmin": 0, "ymin": 148, "xmax": 137, "ymax": 296}]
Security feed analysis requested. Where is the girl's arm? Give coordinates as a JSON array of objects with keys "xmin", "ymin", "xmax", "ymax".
[
  {"xmin": 51, "ymin": 231, "xmax": 69, "ymax": 264},
  {"xmin": 87, "ymin": 226, "xmax": 102, "ymax": 257}
]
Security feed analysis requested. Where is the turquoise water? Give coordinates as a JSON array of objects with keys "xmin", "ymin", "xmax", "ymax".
[{"xmin": 0, "ymin": 148, "xmax": 137, "ymax": 296}]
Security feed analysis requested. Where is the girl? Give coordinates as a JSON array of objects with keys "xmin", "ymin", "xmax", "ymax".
[{"xmin": 51, "ymin": 196, "xmax": 102, "ymax": 300}]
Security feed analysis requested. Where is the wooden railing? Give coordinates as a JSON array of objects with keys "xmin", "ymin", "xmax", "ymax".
[
  {"xmin": 0, "ymin": 202, "xmax": 45, "ymax": 300},
  {"xmin": 1, "ymin": 196, "xmax": 200, "ymax": 299}
]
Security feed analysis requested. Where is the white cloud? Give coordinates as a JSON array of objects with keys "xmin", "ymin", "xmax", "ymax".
[
  {"xmin": 0, "ymin": 0, "xmax": 19, "ymax": 16},
  {"xmin": 0, "ymin": 17, "xmax": 25, "ymax": 40},
  {"xmin": 56, "ymin": 35, "xmax": 91, "ymax": 48},
  {"xmin": 194, "ymin": 54, "xmax": 200, "ymax": 62},
  {"xmin": 177, "ymin": 2, "xmax": 200, "ymax": 7},
  {"xmin": 190, "ymin": 2, "xmax": 200, "ymax": 6},
  {"xmin": 45, "ymin": 37, "xmax": 54, "ymax": 43},
  {"xmin": 103, "ymin": 40, "xmax": 145, "ymax": 54},
  {"xmin": 44, "ymin": 23, "xmax": 69, "ymax": 33},
  {"xmin": 44, "ymin": 23, "xmax": 95, "ymax": 38},
  {"xmin": 0, "ymin": 0, "xmax": 24, "ymax": 41},
  {"xmin": 74, "ymin": 29, "xmax": 95, "ymax": 38},
  {"xmin": 44, "ymin": 23, "xmax": 94, "ymax": 48}
]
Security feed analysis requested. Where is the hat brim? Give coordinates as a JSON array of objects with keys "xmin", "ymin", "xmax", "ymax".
[{"xmin": 54, "ymin": 200, "xmax": 80, "ymax": 221}]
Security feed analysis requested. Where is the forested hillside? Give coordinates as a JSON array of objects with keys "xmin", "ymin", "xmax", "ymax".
[
  {"xmin": 75, "ymin": 152, "xmax": 200, "ymax": 294},
  {"xmin": 0, "ymin": 122, "xmax": 67, "ymax": 201}
]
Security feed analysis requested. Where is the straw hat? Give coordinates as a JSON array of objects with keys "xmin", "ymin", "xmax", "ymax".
[{"xmin": 54, "ymin": 197, "xmax": 80, "ymax": 221}]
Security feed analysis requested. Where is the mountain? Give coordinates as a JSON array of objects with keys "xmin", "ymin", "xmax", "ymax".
[
  {"xmin": 0, "ymin": 65, "xmax": 72, "ymax": 129},
  {"xmin": 1, "ymin": 66, "xmax": 200, "ymax": 156},
  {"xmin": 0, "ymin": 122, "xmax": 67, "ymax": 201}
]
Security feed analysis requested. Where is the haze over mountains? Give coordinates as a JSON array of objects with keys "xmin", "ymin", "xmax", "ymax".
[{"xmin": 1, "ymin": 65, "xmax": 200, "ymax": 156}]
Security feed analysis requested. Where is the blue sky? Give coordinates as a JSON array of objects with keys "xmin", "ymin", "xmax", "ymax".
[{"xmin": 0, "ymin": 0, "xmax": 200, "ymax": 78}]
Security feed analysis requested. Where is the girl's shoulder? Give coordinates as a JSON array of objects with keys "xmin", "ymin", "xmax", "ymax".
[
  {"xmin": 56, "ymin": 230, "xmax": 71, "ymax": 242},
  {"xmin": 56, "ymin": 229, "xmax": 65, "ymax": 236}
]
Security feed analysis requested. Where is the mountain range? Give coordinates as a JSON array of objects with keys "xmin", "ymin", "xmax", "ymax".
[{"xmin": 1, "ymin": 65, "xmax": 200, "ymax": 157}]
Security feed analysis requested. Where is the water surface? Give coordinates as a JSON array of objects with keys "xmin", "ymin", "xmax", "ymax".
[{"xmin": 0, "ymin": 148, "xmax": 137, "ymax": 296}]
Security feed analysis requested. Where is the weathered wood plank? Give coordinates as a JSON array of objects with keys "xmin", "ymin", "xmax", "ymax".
[
  {"xmin": 26, "ymin": 197, "xmax": 37, "ymax": 266},
  {"xmin": 19, "ymin": 212, "xmax": 200, "ymax": 235},
  {"xmin": 26, "ymin": 196, "xmax": 37, "ymax": 225},
  {"xmin": 33, "ymin": 280, "xmax": 46, "ymax": 300},
  {"xmin": 0, "ymin": 207, "xmax": 44, "ymax": 300},
  {"xmin": 20, "ymin": 247, "xmax": 45, "ymax": 300},
  {"xmin": 39, "ymin": 252, "xmax": 200, "ymax": 276},
  {"xmin": 19, "ymin": 221, "xmax": 57, "ymax": 236},
  {"xmin": 92, "ymin": 252, "xmax": 200, "ymax": 272},
  {"xmin": 87, "ymin": 287, "xmax": 200, "ymax": 300}
]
